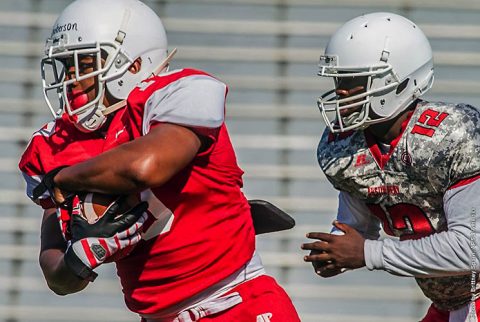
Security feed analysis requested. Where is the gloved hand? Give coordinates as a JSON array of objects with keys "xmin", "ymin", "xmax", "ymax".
[
  {"xmin": 64, "ymin": 196, "xmax": 149, "ymax": 281},
  {"xmin": 32, "ymin": 166, "xmax": 72, "ymax": 208}
]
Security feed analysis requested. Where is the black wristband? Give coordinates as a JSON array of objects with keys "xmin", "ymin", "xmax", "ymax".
[
  {"xmin": 64, "ymin": 247, "xmax": 98, "ymax": 282},
  {"xmin": 32, "ymin": 166, "xmax": 68, "ymax": 200}
]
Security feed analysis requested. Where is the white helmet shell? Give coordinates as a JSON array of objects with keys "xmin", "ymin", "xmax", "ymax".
[
  {"xmin": 317, "ymin": 12, "xmax": 434, "ymax": 133},
  {"xmin": 41, "ymin": 0, "xmax": 168, "ymax": 132}
]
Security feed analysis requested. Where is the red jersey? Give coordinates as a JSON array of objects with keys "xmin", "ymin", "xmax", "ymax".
[{"xmin": 19, "ymin": 68, "xmax": 255, "ymax": 315}]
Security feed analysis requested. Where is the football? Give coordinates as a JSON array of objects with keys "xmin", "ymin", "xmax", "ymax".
[
  {"xmin": 78, "ymin": 192, "xmax": 142, "ymax": 262},
  {"xmin": 79, "ymin": 193, "xmax": 140, "ymax": 224}
]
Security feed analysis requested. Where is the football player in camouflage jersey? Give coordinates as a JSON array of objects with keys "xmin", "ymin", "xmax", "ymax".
[{"xmin": 301, "ymin": 12, "xmax": 480, "ymax": 322}]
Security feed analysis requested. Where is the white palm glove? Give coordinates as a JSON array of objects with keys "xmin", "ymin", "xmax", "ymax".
[{"xmin": 64, "ymin": 197, "xmax": 148, "ymax": 281}]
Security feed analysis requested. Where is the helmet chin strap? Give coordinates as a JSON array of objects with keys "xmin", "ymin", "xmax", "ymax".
[
  {"xmin": 101, "ymin": 99, "xmax": 127, "ymax": 116},
  {"xmin": 102, "ymin": 48, "xmax": 178, "ymax": 116},
  {"xmin": 75, "ymin": 89, "xmax": 108, "ymax": 132},
  {"xmin": 150, "ymin": 48, "xmax": 177, "ymax": 77},
  {"xmin": 81, "ymin": 106, "xmax": 107, "ymax": 132}
]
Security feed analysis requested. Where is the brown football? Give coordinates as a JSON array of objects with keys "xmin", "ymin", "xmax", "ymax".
[
  {"xmin": 79, "ymin": 193, "xmax": 140, "ymax": 224},
  {"xmin": 78, "ymin": 192, "xmax": 141, "ymax": 262}
]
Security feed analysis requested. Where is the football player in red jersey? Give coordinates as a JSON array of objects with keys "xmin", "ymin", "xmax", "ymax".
[
  {"xmin": 19, "ymin": 0, "xmax": 300, "ymax": 321},
  {"xmin": 301, "ymin": 12, "xmax": 480, "ymax": 322}
]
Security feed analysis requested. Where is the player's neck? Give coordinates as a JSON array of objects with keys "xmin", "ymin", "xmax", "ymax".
[
  {"xmin": 366, "ymin": 101, "xmax": 418, "ymax": 144},
  {"xmin": 366, "ymin": 114, "xmax": 407, "ymax": 143}
]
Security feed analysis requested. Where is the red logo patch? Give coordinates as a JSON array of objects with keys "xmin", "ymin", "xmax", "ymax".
[
  {"xmin": 368, "ymin": 185, "xmax": 400, "ymax": 196},
  {"xmin": 355, "ymin": 154, "xmax": 370, "ymax": 167},
  {"xmin": 401, "ymin": 151, "xmax": 412, "ymax": 166}
]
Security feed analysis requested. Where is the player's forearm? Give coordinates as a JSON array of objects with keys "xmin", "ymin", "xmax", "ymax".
[
  {"xmin": 40, "ymin": 249, "xmax": 89, "ymax": 295},
  {"xmin": 364, "ymin": 232, "xmax": 475, "ymax": 277},
  {"xmin": 54, "ymin": 124, "xmax": 201, "ymax": 195},
  {"xmin": 54, "ymin": 145, "xmax": 148, "ymax": 195}
]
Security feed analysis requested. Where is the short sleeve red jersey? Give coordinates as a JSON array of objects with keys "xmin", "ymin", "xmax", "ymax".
[{"xmin": 19, "ymin": 68, "xmax": 255, "ymax": 315}]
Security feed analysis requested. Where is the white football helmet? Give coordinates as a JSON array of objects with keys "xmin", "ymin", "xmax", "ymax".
[
  {"xmin": 317, "ymin": 12, "xmax": 434, "ymax": 133},
  {"xmin": 41, "ymin": 0, "xmax": 172, "ymax": 132}
]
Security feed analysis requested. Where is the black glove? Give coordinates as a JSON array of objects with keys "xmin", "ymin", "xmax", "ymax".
[
  {"xmin": 32, "ymin": 166, "xmax": 71, "ymax": 207},
  {"xmin": 64, "ymin": 198, "xmax": 149, "ymax": 282},
  {"xmin": 70, "ymin": 198, "xmax": 149, "ymax": 240}
]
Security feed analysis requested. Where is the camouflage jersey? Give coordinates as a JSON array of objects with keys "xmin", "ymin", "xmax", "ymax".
[{"xmin": 317, "ymin": 100, "xmax": 480, "ymax": 311}]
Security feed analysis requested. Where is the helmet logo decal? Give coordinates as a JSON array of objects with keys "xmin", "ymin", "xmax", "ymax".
[{"xmin": 51, "ymin": 23, "xmax": 78, "ymax": 36}]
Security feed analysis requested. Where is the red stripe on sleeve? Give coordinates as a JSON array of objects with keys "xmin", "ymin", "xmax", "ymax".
[{"xmin": 448, "ymin": 174, "xmax": 480, "ymax": 191}]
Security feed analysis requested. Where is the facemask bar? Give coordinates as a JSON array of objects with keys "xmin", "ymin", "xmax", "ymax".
[
  {"xmin": 41, "ymin": 58, "xmax": 66, "ymax": 117},
  {"xmin": 317, "ymin": 55, "xmax": 400, "ymax": 133},
  {"xmin": 41, "ymin": 40, "xmax": 131, "ymax": 120},
  {"xmin": 318, "ymin": 89, "xmax": 371, "ymax": 132}
]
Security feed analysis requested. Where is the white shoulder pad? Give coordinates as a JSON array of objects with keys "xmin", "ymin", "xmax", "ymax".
[{"xmin": 142, "ymin": 74, "xmax": 226, "ymax": 135}]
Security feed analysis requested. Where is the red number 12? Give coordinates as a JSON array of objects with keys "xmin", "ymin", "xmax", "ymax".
[{"xmin": 410, "ymin": 109, "xmax": 449, "ymax": 137}]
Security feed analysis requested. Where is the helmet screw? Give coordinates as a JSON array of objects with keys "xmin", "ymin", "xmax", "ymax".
[
  {"xmin": 78, "ymin": 37, "xmax": 82, "ymax": 42},
  {"xmin": 118, "ymin": 80, "xmax": 124, "ymax": 86},
  {"xmin": 380, "ymin": 99, "xmax": 386, "ymax": 105}
]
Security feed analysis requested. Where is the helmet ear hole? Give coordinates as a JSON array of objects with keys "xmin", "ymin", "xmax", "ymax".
[
  {"xmin": 396, "ymin": 78, "xmax": 409, "ymax": 95},
  {"xmin": 128, "ymin": 58, "xmax": 142, "ymax": 74}
]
